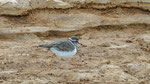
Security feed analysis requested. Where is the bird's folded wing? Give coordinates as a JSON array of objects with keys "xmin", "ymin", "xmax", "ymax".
[{"xmin": 38, "ymin": 41, "xmax": 64, "ymax": 48}]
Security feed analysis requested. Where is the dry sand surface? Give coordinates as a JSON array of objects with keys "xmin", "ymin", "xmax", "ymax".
[{"xmin": 0, "ymin": 8, "xmax": 150, "ymax": 84}]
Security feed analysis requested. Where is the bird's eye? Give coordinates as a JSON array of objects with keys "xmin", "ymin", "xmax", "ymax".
[{"xmin": 75, "ymin": 41, "xmax": 78, "ymax": 43}]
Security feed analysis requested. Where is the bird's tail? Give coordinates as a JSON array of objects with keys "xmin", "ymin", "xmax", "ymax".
[
  {"xmin": 33, "ymin": 43, "xmax": 51, "ymax": 49},
  {"xmin": 38, "ymin": 45, "xmax": 45, "ymax": 47},
  {"xmin": 37, "ymin": 44, "xmax": 51, "ymax": 48}
]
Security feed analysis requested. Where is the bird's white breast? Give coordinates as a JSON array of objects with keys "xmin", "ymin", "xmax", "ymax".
[{"xmin": 50, "ymin": 47, "xmax": 77, "ymax": 58}]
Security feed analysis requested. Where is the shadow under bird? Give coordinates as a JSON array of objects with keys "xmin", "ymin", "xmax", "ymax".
[{"xmin": 38, "ymin": 36, "xmax": 82, "ymax": 66}]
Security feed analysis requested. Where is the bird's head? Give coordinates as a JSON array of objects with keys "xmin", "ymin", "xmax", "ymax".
[{"xmin": 68, "ymin": 36, "xmax": 82, "ymax": 46}]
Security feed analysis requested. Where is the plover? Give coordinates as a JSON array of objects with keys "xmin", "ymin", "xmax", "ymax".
[{"xmin": 38, "ymin": 36, "xmax": 82, "ymax": 66}]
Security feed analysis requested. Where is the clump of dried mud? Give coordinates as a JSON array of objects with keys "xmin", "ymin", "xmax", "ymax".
[{"xmin": 0, "ymin": 7, "xmax": 150, "ymax": 84}]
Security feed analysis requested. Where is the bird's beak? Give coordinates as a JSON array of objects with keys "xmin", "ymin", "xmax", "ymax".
[{"xmin": 78, "ymin": 42, "xmax": 83, "ymax": 45}]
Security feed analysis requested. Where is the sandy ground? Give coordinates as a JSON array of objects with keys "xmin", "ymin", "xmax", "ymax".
[
  {"xmin": 0, "ymin": 8, "xmax": 150, "ymax": 84},
  {"xmin": 0, "ymin": 25, "xmax": 150, "ymax": 84}
]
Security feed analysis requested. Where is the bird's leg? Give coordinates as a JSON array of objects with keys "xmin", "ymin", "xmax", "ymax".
[
  {"xmin": 49, "ymin": 53, "xmax": 55, "ymax": 67},
  {"xmin": 71, "ymin": 58, "xmax": 77, "ymax": 67}
]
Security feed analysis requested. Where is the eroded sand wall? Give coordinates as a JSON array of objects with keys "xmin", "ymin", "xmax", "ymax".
[{"xmin": 0, "ymin": 0, "xmax": 150, "ymax": 15}]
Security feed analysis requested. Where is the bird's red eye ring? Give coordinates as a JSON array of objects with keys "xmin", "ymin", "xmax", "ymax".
[{"xmin": 75, "ymin": 41, "xmax": 78, "ymax": 43}]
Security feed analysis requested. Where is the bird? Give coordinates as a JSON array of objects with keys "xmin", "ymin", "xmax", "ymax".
[{"xmin": 38, "ymin": 36, "xmax": 82, "ymax": 66}]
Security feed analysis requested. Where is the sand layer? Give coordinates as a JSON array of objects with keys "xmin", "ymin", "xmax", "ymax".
[{"xmin": 0, "ymin": 7, "xmax": 150, "ymax": 84}]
